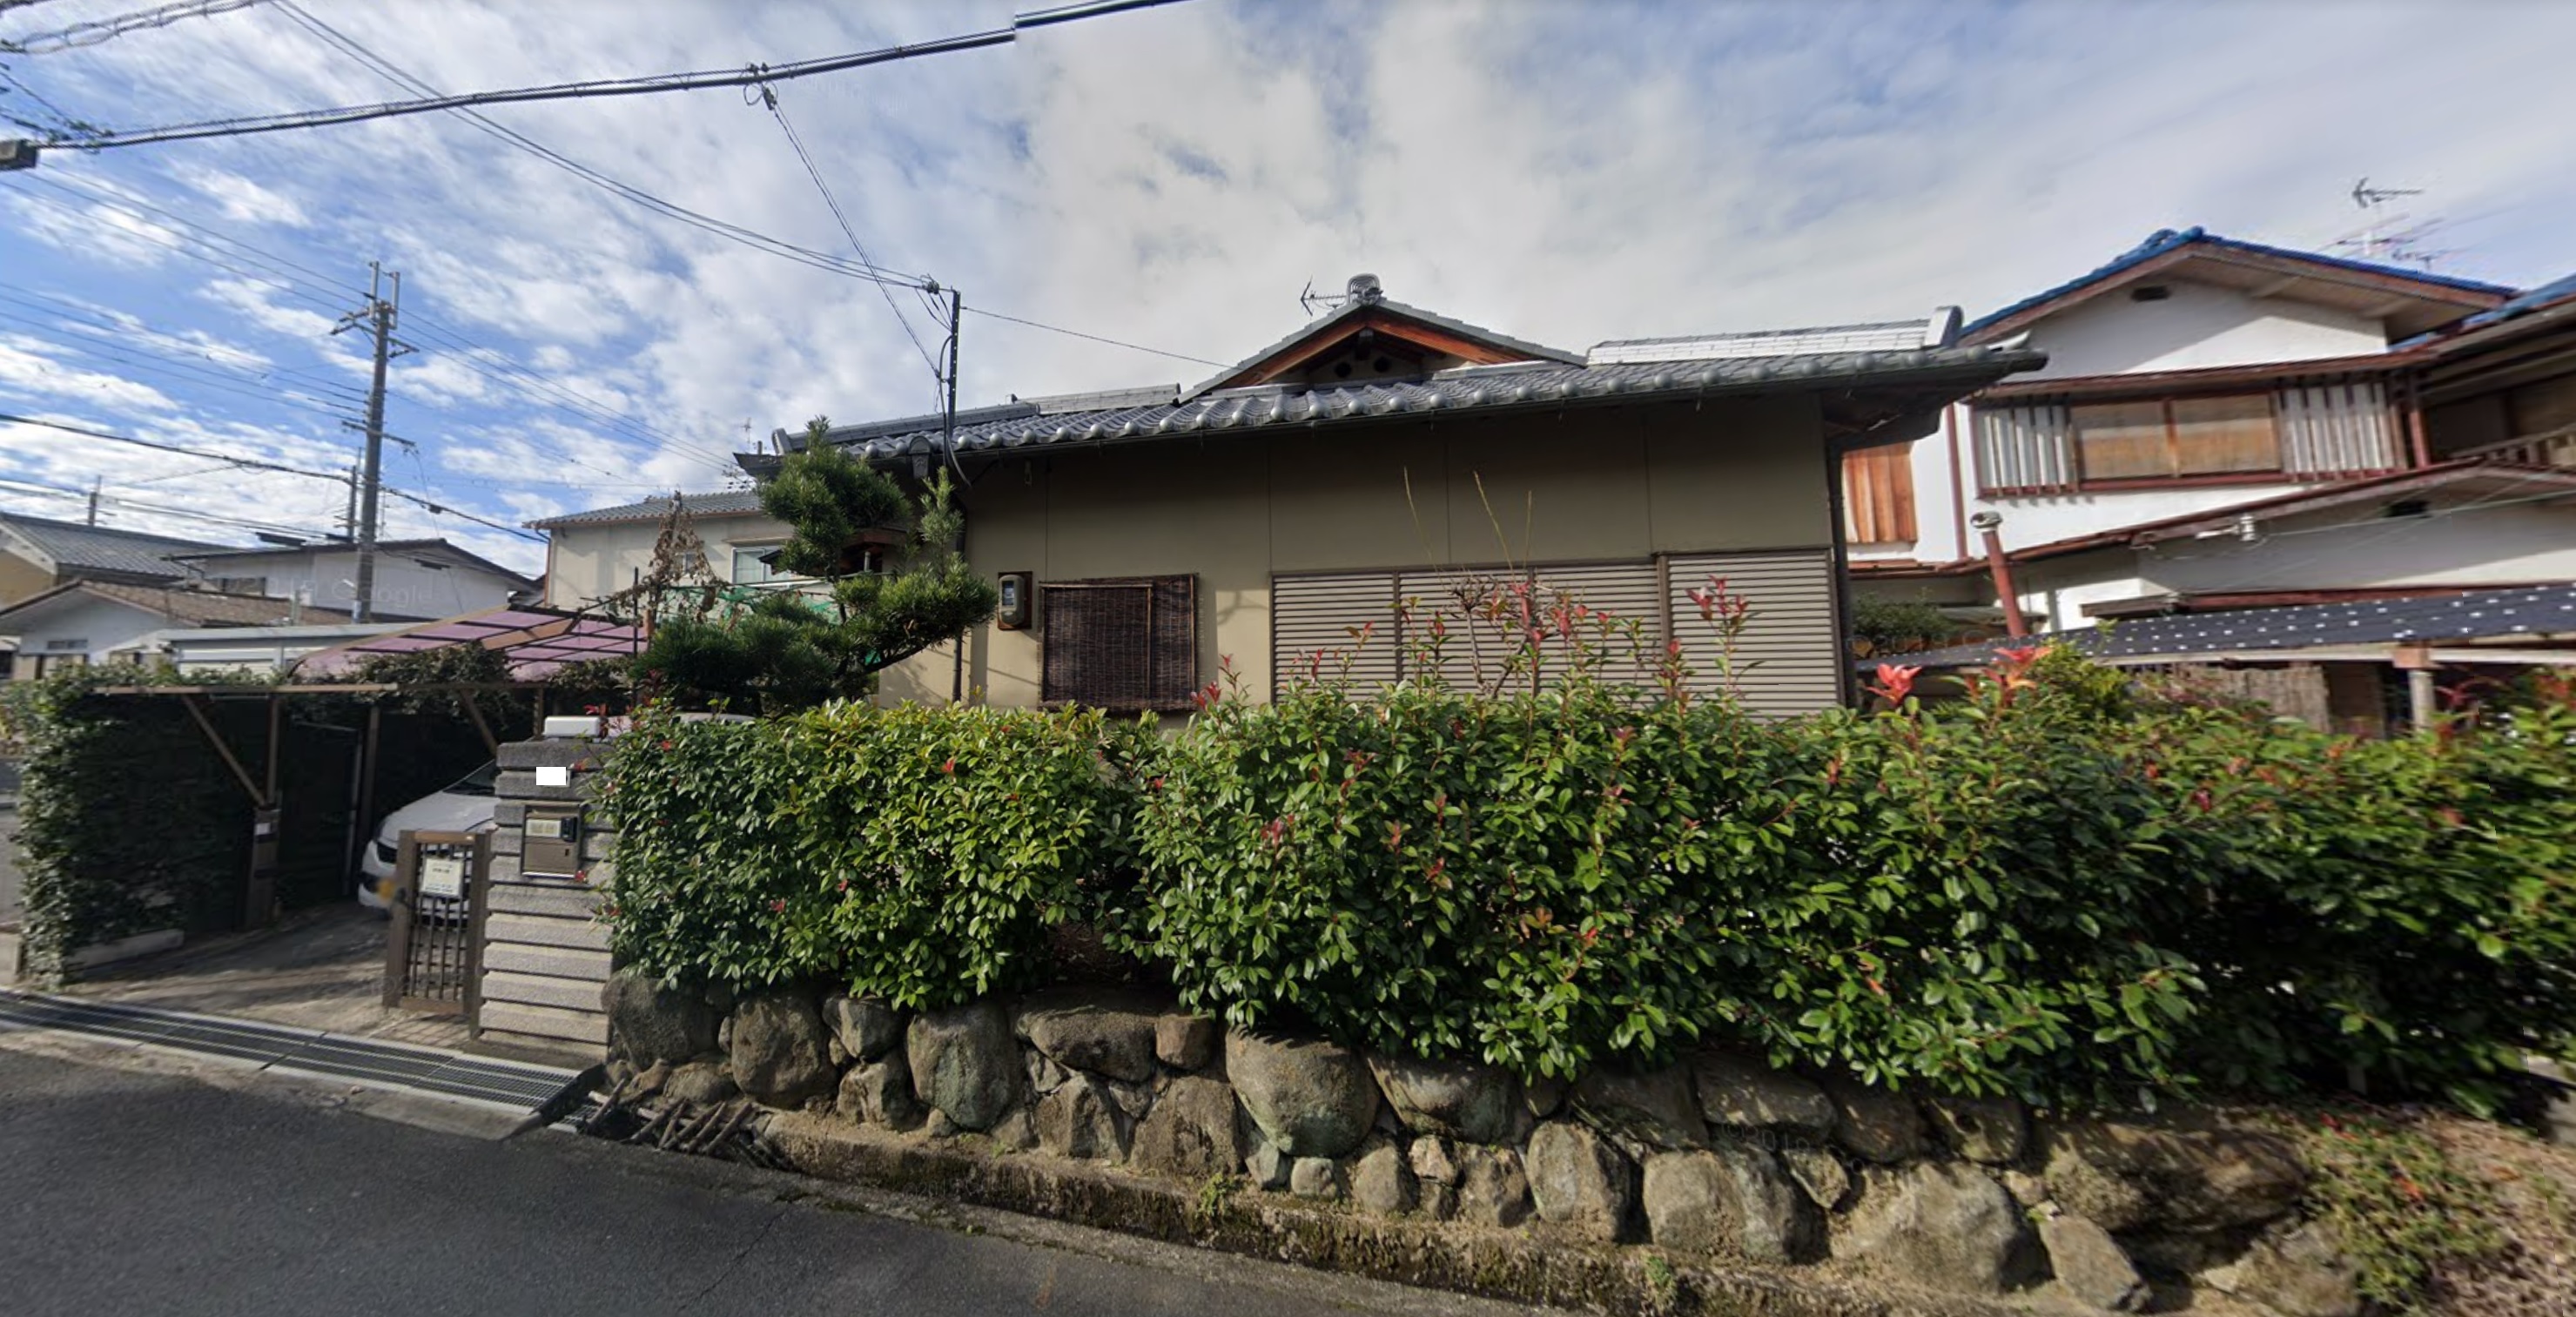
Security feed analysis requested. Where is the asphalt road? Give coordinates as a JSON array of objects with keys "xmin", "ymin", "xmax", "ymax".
[{"xmin": 0, "ymin": 1046, "xmax": 1537, "ymax": 1317}]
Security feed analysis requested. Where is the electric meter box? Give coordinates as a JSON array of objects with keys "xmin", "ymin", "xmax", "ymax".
[{"xmin": 521, "ymin": 803, "xmax": 585, "ymax": 878}]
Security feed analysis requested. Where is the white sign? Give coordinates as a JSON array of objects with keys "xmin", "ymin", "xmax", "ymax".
[
  {"xmin": 420, "ymin": 854, "xmax": 467, "ymax": 900},
  {"xmin": 535, "ymin": 765, "xmax": 571, "ymax": 788}
]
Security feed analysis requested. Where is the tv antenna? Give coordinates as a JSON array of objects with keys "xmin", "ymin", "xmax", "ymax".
[
  {"xmin": 1298, "ymin": 279, "xmax": 1349, "ymax": 319},
  {"xmin": 2332, "ymin": 178, "xmax": 2446, "ymax": 269},
  {"xmin": 2351, "ymin": 177, "xmax": 2421, "ymax": 210}
]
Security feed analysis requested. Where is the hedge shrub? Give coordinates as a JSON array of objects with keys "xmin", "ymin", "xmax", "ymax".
[
  {"xmin": 597, "ymin": 652, "xmax": 2576, "ymax": 1113},
  {"xmin": 596, "ymin": 701, "xmax": 1139, "ymax": 1009}
]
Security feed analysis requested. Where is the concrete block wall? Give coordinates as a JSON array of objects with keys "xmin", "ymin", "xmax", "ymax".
[{"xmin": 481, "ymin": 735, "xmax": 615, "ymax": 1059}]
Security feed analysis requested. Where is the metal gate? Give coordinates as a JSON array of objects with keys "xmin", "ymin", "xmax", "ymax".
[{"xmin": 382, "ymin": 830, "xmax": 488, "ymax": 1018}]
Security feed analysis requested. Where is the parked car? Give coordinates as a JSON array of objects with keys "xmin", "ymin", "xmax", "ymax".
[{"xmin": 357, "ymin": 761, "xmax": 501, "ymax": 913}]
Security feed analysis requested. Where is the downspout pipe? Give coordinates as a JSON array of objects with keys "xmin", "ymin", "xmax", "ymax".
[{"xmin": 1970, "ymin": 511, "xmax": 2028, "ymax": 638}]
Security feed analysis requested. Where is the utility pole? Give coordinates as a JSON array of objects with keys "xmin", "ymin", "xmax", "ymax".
[
  {"xmin": 333, "ymin": 263, "xmax": 406, "ymax": 622},
  {"xmin": 943, "ymin": 285, "xmax": 965, "ymax": 703},
  {"xmin": 84, "ymin": 475, "xmax": 99, "ymax": 526}
]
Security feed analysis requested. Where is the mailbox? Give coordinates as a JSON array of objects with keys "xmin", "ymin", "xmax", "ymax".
[{"xmin": 522, "ymin": 803, "xmax": 585, "ymax": 878}]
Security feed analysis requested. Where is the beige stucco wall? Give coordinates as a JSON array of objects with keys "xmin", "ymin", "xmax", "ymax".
[
  {"xmin": 878, "ymin": 393, "xmax": 1834, "ymax": 707},
  {"xmin": 542, "ymin": 511, "xmax": 791, "ymax": 610}
]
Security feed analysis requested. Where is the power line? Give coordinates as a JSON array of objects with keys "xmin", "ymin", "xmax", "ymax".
[
  {"xmin": 2, "ymin": 0, "xmax": 272, "ymax": 57},
  {"xmin": 15, "ymin": 1, "xmax": 1186, "ymax": 151},
  {"xmin": 758, "ymin": 81, "xmax": 940, "ymax": 381},
  {"xmin": 0, "ymin": 473, "xmax": 339, "ymax": 540},
  {"xmin": 965, "ymin": 306, "xmax": 1227, "ymax": 367},
  {"xmin": 268, "ymin": 2, "xmax": 926, "ymax": 292}
]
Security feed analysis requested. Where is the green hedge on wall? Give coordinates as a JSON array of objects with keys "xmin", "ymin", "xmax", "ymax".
[{"xmin": 595, "ymin": 655, "xmax": 2576, "ymax": 1115}]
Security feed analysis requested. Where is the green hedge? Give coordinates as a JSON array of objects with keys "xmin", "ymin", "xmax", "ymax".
[
  {"xmin": 596, "ymin": 658, "xmax": 2576, "ymax": 1114},
  {"xmin": 596, "ymin": 702, "xmax": 1142, "ymax": 1009}
]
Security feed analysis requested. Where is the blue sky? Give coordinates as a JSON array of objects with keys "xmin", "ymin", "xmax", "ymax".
[{"xmin": 1, "ymin": 0, "xmax": 2571, "ymax": 575}]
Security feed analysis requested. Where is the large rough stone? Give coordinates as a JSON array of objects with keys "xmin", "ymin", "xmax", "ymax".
[
  {"xmin": 1026, "ymin": 1051, "xmax": 1071, "ymax": 1097},
  {"xmin": 905, "ymin": 999, "xmax": 1024, "ymax": 1132},
  {"xmin": 1226, "ymin": 1031, "xmax": 1382, "ymax": 1158},
  {"xmin": 1692, "ymin": 1052, "xmax": 1833, "ymax": 1138},
  {"xmin": 1525, "ymin": 1120, "xmax": 1638, "ymax": 1241},
  {"xmin": 1155, "ymin": 1013, "xmax": 1221, "ymax": 1072},
  {"xmin": 1927, "ymin": 1095, "xmax": 2027, "ymax": 1165},
  {"xmin": 1454, "ymin": 1144, "xmax": 1534, "ymax": 1226},
  {"xmin": 1410, "ymin": 1133, "xmax": 1462, "ymax": 1186},
  {"xmin": 602, "ymin": 968, "xmax": 719, "ymax": 1068},
  {"xmin": 1013, "ymin": 989, "xmax": 1160, "ymax": 1085},
  {"xmin": 1526, "ymin": 1075, "xmax": 1569, "ymax": 1120},
  {"xmin": 2041, "ymin": 1119, "xmax": 2307, "ymax": 1233},
  {"xmin": 1351, "ymin": 1137, "xmax": 1416, "ymax": 1215},
  {"xmin": 1129, "ymin": 1075, "xmax": 1248, "ymax": 1181},
  {"xmin": 1369, "ymin": 1052, "xmax": 1530, "ymax": 1146},
  {"xmin": 1642, "ymin": 1146, "xmax": 1821, "ymax": 1266},
  {"xmin": 1840, "ymin": 1163, "xmax": 2041, "ymax": 1293},
  {"xmin": 1780, "ymin": 1145, "xmax": 1852, "ymax": 1213},
  {"xmin": 662, "ymin": 1058, "xmax": 736, "ymax": 1107},
  {"xmin": 727, "ymin": 991, "xmax": 835, "ymax": 1108},
  {"xmin": 821, "ymin": 994, "xmax": 902, "ymax": 1063},
  {"xmin": 1571, "ymin": 1065, "xmax": 1706, "ymax": 1151},
  {"xmin": 2040, "ymin": 1213, "xmax": 2149, "ymax": 1313},
  {"xmin": 1819, "ymin": 1075, "xmax": 1927, "ymax": 1163},
  {"xmin": 836, "ymin": 1055, "xmax": 924, "ymax": 1131},
  {"xmin": 1106, "ymin": 1078, "xmax": 1155, "ymax": 1122},
  {"xmin": 1244, "ymin": 1141, "xmax": 1290, "ymax": 1190},
  {"xmin": 1290, "ymin": 1156, "xmax": 1344, "ymax": 1199},
  {"xmin": 991, "ymin": 1105, "xmax": 1039, "ymax": 1152},
  {"xmin": 1037, "ymin": 1072, "xmax": 1128, "ymax": 1161},
  {"xmin": 2233, "ymin": 1221, "xmax": 2362, "ymax": 1317}
]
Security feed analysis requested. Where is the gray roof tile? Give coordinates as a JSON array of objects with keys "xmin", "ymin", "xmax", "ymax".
[
  {"xmin": 831, "ymin": 345, "xmax": 2043, "ymax": 463},
  {"xmin": 525, "ymin": 488, "xmax": 768, "ymax": 530},
  {"xmin": 1887, "ymin": 583, "xmax": 2576, "ymax": 669},
  {"xmin": 0, "ymin": 514, "xmax": 231, "ymax": 580}
]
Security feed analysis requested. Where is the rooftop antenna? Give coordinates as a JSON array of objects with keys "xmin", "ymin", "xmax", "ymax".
[{"xmin": 2331, "ymin": 178, "xmax": 2447, "ymax": 269}]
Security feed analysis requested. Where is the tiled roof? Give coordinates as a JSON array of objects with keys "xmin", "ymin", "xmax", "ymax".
[
  {"xmin": 1185, "ymin": 292, "xmax": 1584, "ymax": 399},
  {"xmin": 0, "ymin": 581, "xmax": 295, "ymax": 629},
  {"xmin": 166, "ymin": 536, "xmax": 539, "ymax": 589},
  {"xmin": 1887, "ymin": 583, "xmax": 2576, "ymax": 669},
  {"xmin": 526, "ymin": 488, "xmax": 769, "ymax": 530},
  {"xmin": 1588, "ymin": 310, "xmax": 1961, "ymax": 364},
  {"xmin": 821, "ymin": 345, "xmax": 2046, "ymax": 464},
  {"xmin": 1961, "ymin": 226, "xmax": 2516, "ymax": 338},
  {"xmin": 0, "ymin": 513, "xmax": 232, "ymax": 580},
  {"xmin": 2397, "ymin": 269, "xmax": 2576, "ymax": 347}
]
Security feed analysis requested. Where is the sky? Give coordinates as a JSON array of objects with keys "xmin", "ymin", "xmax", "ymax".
[{"xmin": 1, "ymin": 0, "xmax": 2572, "ymax": 578}]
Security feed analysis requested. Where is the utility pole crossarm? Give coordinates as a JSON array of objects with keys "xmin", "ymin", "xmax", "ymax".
[{"xmin": 331, "ymin": 262, "xmax": 398, "ymax": 622}]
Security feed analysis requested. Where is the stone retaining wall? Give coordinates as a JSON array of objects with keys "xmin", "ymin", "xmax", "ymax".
[{"xmin": 606, "ymin": 978, "xmax": 2361, "ymax": 1315}]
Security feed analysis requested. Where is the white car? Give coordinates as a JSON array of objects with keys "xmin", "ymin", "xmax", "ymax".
[{"xmin": 356, "ymin": 761, "xmax": 501, "ymax": 913}]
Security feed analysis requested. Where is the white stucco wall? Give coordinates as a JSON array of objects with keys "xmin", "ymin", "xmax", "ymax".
[
  {"xmin": 542, "ymin": 513, "xmax": 790, "ymax": 609},
  {"xmin": 192, "ymin": 548, "xmax": 528, "ymax": 621},
  {"xmin": 1, "ymin": 595, "xmax": 170, "ymax": 669},
  {"xmin": 2017, "ymin": 280, "xmax": 2389, "ymax": 380}
]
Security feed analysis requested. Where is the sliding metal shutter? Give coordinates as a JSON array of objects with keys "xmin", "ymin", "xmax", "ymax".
[
  {"xmin": 2277, "ymin": 381, "xmax": 2400, "ymax": 477},
  {"xmin": 1974, "ymin": 402, "xmax": 2075, "ymax": 493},
  {"xmin": 1665, "ymin": 549, "xmax": 1841, "ymax": 716},
  {"xmin": 1270, "ymin": 571, "xmax": 1399, "ymax": 693},
  {"xmin": 1532, "ymin": 561, "xmax": 1665, "ymax": 689}
]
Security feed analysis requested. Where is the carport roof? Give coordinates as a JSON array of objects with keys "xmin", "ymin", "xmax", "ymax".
[{"xmin": 293, "ymin": 606, "xmax": 642, "ymax": 679}]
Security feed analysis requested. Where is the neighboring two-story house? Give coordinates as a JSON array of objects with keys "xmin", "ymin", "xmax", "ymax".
[
  {"xmin": 168, "ymin": 535, "xmax": 539, "ymax": 622},
  {"xmin": 1838, "ymin": 227, "xmax": 2576, "ymax": 632}
]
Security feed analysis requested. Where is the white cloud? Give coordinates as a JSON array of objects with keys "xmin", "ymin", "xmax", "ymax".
[
  {"xmin": 0, "ymin": 337, "xmax": 180, "ymax": 414},
  {"xmin": 0, "ymin": 0, "xmax": 2565, "ymax": 565}
]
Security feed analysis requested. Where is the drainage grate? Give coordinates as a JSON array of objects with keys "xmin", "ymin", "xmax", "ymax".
[{"xmin": 0, "ymin": 988, "xmax": 590, "ymax": 1113}]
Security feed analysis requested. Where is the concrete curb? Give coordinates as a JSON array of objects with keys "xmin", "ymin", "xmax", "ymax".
[{"xmin": 763, "ymin": 1114, "xmax": 2029, "ymax": 1317}]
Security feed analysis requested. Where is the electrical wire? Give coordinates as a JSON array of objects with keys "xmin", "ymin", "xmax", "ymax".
[
  {"xmin": 21, "ymin": 2, "xmax": 1194, "ymax": 151},
  {"xmin": 269, "ymin": 2, "xmax": 927, "ymax": 292},
  {"xmin": 0, "ymin": 474, "xmax": 340, "ymax": 540},
  {"xmin": 757, "ymin": 82, "xmax": 939, "ymax": 381},
  {"xmin": 2, "ymin": 0, "xmax": 273, "ymax": 57},
  {"xmin": 964, "ymin": 306, "xmax": 1226, "ymax": 367}
]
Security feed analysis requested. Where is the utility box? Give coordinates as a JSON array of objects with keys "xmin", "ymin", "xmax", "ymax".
[
  {"xmin": 521, "ymin": 804, "xmax": 585, "ymax": 878},
  {"xmin": 245, "ymin": 805, "xmax": 281, "ymax": 928}
]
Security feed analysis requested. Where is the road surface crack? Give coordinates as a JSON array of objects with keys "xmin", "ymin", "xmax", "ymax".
[{"xmin": 684, "ymin": 1201, "xmax": 789, "ymax": 1307}]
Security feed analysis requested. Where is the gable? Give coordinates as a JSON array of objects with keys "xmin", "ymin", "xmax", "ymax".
[
  {"xmin": 2015, "ymin": 278, "xmax": 2392, "ymax": 380},
  {"xmin": 1963, "ymin": 228, "xmax": 2512, "ymax": 351},
  {"xmin": 1187, "ymin": 278, "xmax": 1582, "ymax": 397}
]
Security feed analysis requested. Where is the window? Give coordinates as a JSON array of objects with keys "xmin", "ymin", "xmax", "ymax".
[
  {"xmin": 1840, "ymin": 446, "xmax": 1917, "ymax": 544},
  {"xmin": 1040, "ymin": 576, "xmax": 1197, "ymax": 711},
  {"xmin": 212, "ymin": 576, "xmax": 267, "ymax": 595},
  {"xmin": 2071, "ymin": 393, "xmax": 2281, "ymax": 480},
  {"xmin": 2507, "ymin": 373, "xmax": 2576, "ymax": 440},
  {"xmin": 730, "ymin": 544, "xmax": 784, "ymax": 586}
]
